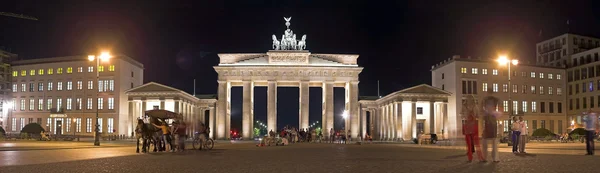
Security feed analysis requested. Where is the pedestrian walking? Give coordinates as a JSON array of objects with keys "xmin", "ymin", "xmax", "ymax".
[
  {"xmin": 511, "ymin": 116, "xmax": 521, "ymax": 154},
  {"xmin": 481, "ymin": 95, "xmax": 501, "ymax": 162},
  {"xmin": 463, "ymin": 113, "xmax": 484, "ymax": 162},
  {"xmin": 582, "ymin": 110, "xmax": 599, "ymax": 155},
  {"xmin": 518, "ymin": 116, "xmax": 528, "ymax": 153}
]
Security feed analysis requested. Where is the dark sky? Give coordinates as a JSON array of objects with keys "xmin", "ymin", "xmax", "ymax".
[{"xmin": 2, "ymin": 0, "xmax": 600, "ymax": 131}]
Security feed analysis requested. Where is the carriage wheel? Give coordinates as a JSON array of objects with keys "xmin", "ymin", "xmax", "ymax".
[
  {"xmin": 192, "ymin": 139, "xmax": 200, "ymax": 150},
  {"xmin": 204, "ymin": 139, "xmax": 214, "ymax": 150}
]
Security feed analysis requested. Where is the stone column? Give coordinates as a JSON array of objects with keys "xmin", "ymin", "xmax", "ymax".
[
  {"xmin": 209, "ymin": 107, "xmax": 215, "ymax": 139},
  {"xmin": 361, "ymin": 109, "xmax": 367, "ymax": 138},
  {"xmin": 389, "ymin": 104, "xmax": 395, "ymax": 140},
  {"xmin": 383, "ymin": 105, "xmax": 388, "ymax": 140},
  {"xmin": 242, "ymin": 81, "xmax": 252, "ymax": 140},
  {"xmin": 442, "ymin": 102, "xmax": 448, "ymax": 140},
  {"xmin": 267, "ymin": 81, "xmax": 277, "ymax": 132},
  {"xmin": 160, "ymin": 99, "xmax": 165, "ymax": 110},
  {"xmin": 411, "ymin": 101, "xmax": 417, "ymax": 139},
  {"xmin": 429, "ymin": 101, "xmax": 435, "ymax": 134},
  {"xmin": 174, "ymin": 100, "xmax": 180, "ymax": 114},
  {"xmin": 250, "ymin": 82, "xmax": 255, "ymax": 139},
  {"xmin": 141, "ymin": 100, "xmax": 147, "ymax": 114},
  {"xmin": 128, "ymin": 101, "xmax": 134, "ymax": 136},
  {"xmin": 391, "ymin": 103, "xmax": 397, "ymax": 140},
  {"xmin": 299, "ymin": 81, "xmax": 309, "ymax": 130},
  {"xmin": 380, "ymin": 107, "xmax": 386, "ymax": 140},
  {"xmin": 349, "ymin": 81, "xmax": 359, "ymax": 140},
  {"xmin": 396, "ymin": 101, "xmax": 404, "ymax": 140},
  {"xmin": 323, "ymin": 81, "xmax": 334, "ymax": 138},
  {"xmin": 226, "ymin": 82, "xmax": 232, "ymax": 139},
  {"xmin": 216, "ymin": 81, "xmax": 228, "ymax": 139},
  {"xmin": 369, "ymin": 110, "xmax": 374, "ymax": 137}
]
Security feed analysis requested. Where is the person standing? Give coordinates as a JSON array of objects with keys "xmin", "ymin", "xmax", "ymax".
[
  {"xmin": 582, "ymin": 110, "xmax": 599, "ymax": 155},
  {"xmin": 511, "ymin": 116, "xmax": 521, "ymax": 154},
  {"xmin": 463, "ymin": 114, "xmax": 484, "ymax": 162},
  {"xmin": 481, "ymin": 95, "xmax": 501, "ymax": 162},
  {"xmin": 518, "ymin": 116, "xmax": 528, "ymax": 153},
  {"xmin": 329, "ymin": 128, "xmax": 335, "ymax": 143}
]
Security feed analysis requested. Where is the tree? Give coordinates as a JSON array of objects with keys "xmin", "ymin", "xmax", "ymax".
[
  {"xmin": 532, "ymin": 128, "xmax": 555, "ymax": 137},
  {"xmin": 0, "ymin": 126, "xmax": 5, "ymax": 135},
  {"xmin": 20, "ymin": 123, "xmax": 45, "ymax": 135}
]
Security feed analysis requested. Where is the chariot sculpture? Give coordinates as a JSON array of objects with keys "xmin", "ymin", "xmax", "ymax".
[{"xmin": 272, "ymin": 16, "xmax": 307, "ymax": 51}]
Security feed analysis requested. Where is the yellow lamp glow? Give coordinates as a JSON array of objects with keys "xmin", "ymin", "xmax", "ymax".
[
  {"xmin": 99, "ymin": 52, "xmax": 111, "ymax": 61},
  {"xmin": 511, "ymin": 59, "xmax": 519, "ymax": 66},
  {"xmin": 497, "ymin": 55, "xmax": 508, "ymax": 65},
  {"xmin": 88, "ymin": 55, "xmax": 95, "ymax": 61}
]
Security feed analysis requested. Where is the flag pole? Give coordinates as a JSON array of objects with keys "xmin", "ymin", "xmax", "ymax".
[
  {"xmin": 193, "ymin": 79, "xmax": 196, "ymax": 96},
  {"xmin": 377, "ymin": 80, "xmax": 381, "ymax": 98}
]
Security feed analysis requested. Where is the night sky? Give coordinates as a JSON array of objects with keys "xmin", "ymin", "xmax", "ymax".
[{"xmin": 3, "ymin": 1, "xmax": 600, "ymax": 131}]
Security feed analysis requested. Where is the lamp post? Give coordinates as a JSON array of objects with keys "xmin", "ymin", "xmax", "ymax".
[
  {"xmin": 497, "ymin": 55, "xmax": 518, "ymax": 146},
  {"xmin": 88, "ymin": 52, "xmax": 111, "ymax": 146}
]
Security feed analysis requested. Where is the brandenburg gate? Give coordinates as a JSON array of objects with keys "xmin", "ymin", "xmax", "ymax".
[{"xmin": 213, "ymin": 17, "xmax": 363, "ymax": 140}]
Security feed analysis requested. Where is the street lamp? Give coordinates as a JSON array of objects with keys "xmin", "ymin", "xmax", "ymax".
[
  {"xmin": 497, "ymin": 55, "xmax": 518, "ymax": 146},
  {"xmin": 88, "ymin": 52, "xmax": 111, "ymax": 146}
]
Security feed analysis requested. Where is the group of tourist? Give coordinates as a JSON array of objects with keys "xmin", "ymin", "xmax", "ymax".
[
  {"xmin": 152, "ymin": 119, "xmax": 187, "ymax": 152},
  {"xmin": 461, "ymin": 95, "xmax": 503, "ymax": 163}
]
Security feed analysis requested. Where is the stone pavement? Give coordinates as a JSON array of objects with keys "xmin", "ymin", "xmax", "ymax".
[{"xmin": 1, "ymin": 142, "xmax": 599, "ymax": 173}]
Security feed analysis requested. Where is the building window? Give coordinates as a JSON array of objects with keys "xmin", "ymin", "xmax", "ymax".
[
  {"xmin": 48, "ymin": 68, "xmax": 53, "ymax": 75},
  {"xmin": 47, "ymin": 98, "xmax": 52, "ymax": 110},
  {"xmin": 38, "ymin": 99, "xmax": 43, "ymax": 111},
  {"xmin": 522, "ymin": 101, "xmax": 528, "ymax": 113},
  {"xmin": 502, "ymin": 84, "xmax": 508, "ymax": 92},
  {"xmin": 20, "ymin": 99, "xmax": 25, "ymax": 111},
  {"xmin": 576, "ymin": 99, "xmax": 580, "ymax": 109},
  {"xmin": 99, "ymin": 80, "xmax": 104, "ymax": 92},
  {"xmin": 492, "ymin": 69, "xmax": 499, "ymax": 75},
  {"xmin": 493, "ymin": 83, "xmax": 498, "ymax": 92},
  {"xmin": 97, "ymin": 98, "xmax": 103, "ymax": 110},
  {"xmin": 531, "ymin": 85, "xmax": 536, "ymax": 94},
  {"xmin": 48, "ymin": 81, "xmax": 53, "ymax": 91},
  {"xmin": 131, "ymin": 83, "xmax": 134, "ymax": 88},
  {"xmin": 557, "ymin": 87, "xmax": 562, "ymax": 95},
  {"xmin": 11, "ymin": 118, "xmax": 16, "ymax": 131},
  {"xmin": 66, "ymin": 118, "xmax": 71, "ymax": 133},
  {"xmin": 57, "ymin": 82, "xmax": 63, "ymax": 91},
  {"xmin": 12, "ymin": 71, "xmax": 17, "ymax": 77},
  {"xmin": 472, "ymin": 68, "xmax": 478, "ymax": 74},
  {"xmin": 532, "ymin": 101, "xmax": 537, "ymax": 113},
  {"xmin": 29, "ymin": 99, "xmax": 34, "ymax": 111},
  {"xmin": 461, "ymin": 67, "xmax": 467, "ymax": 74},
  {"xmin": 67, "ymin": 67, "xmax": 72, "ymax": 73},
  {"xmin": 86, "ymin": 118, "xmax": 92, "ymax": 133},
  {"xmin": 88, "ymin": 66, "xmax": 94, "ymax": 72},
  {"xmin": 29, "ymin": 83, "xmax": 34, "ymax": 92},
  {"xmin": 584, "ymin": 98, "xmax": 588, "ymax": 109},
  {"xmin": 558, "ymin": 102, "xmax": 563, "ymax": 113},
  {"xmin": 549, "ymin": 102, "xmax": 555, "ymax": 113},
  {"xmin": 87, "ymin": 98, "xmax": 93, "ymax": 110},
  {"xmin": 513, "ymin": 101, "xmax": 518, "ymax": 115},
  {"xmin": 558, "ymin": 120, "xmax": 563, "ymax": 134},
  {"xmin": 441, "ymin": 73, "xmax": 444, "ymax": 79},
  {"xmin": 503, "ymin": 101, "xmax": 508, "ymax": 112},
  {"xmin": 98, "ymin": 118, "xmax": 103, "ymax": 133},
  {"xmin": 57, "ymin": 68, "xmax": 63, "ymax": 74},
  {"xmin": 88, "ymin": 81, "xmax": 93, "ymax": 90},
  {"xmin": 108, "ymin": 118, "xmax": 114, "ymax": 133},
  {"xmin": 99, "ymin": 65, "xmax": 105, "ymax": 72},
  {"xmin": 67, "ymin": 81, "xmax": 73, "ymax": 91},
  {"xmin": 21, "ymin": 83, "xmax": 25, "ymax": 92},
  {"xmin": 583, "ymin": 82, "xmax": 586, "ymax": 93},
  {"xmin": 417, "ymin": 107, "xmax": 423, "ymax": 114},
  {"xmin": 109, "ymin": 65, "xmax": 115, "ymax": 72},
  {"xmin": 512, "ymin": 84, "xmax": 517, "ymax": 93},
  {"xmin": 548, "ymin": 74, "xmax": 553, "ymax": 79},
  {"xmin": 30, "ymin": 70, "xmax": 35, "ymax": 76},
  {"xmin": 108, "ymin": 98, "xmax": 114, "ymax": 110},
  {"xmin": 38, "ymin": 83, "xmax": 43, "ymax": 91},
  {"xmin": 531, "ymin": 72, "xmax": 536, "ymax": 78},
  {"xmin": 483, "ymin": 83, "xmax": 488, "ymax": 92},
  {"xmin": 12, "ymin": 84, "xmax": 17, "ymax": 92},
  {"xmin": 77, "ymin": 67, "xmax": 83, "ymax": 73},
  {"xmin": 522, "ymin": 85, "xmax": 527, "ymax": 93},
  {"xmin": 131, "ymin": 71, "xmax": 134, "ymax": 77},
  {"xmin": 66, "ymin": 98, "xmax": 72, "ymax": 110},
  {"xmin": 557, "ymin": 74, "xmax": 561, "ymax": 80},
  {"xmin": 576, "ymin": 84, "xmax": 580, "ymax": 94},
  {"xmin": 109, "ymin": 80, "xmax": 114, "ymax": 91},
  {"xmin": 20, "ymin": 118, "xmax": 25, "ymax": 130},
  {"xmin": 20, "ymin": 70, "xmax": 27, "ymax": 76},
  {"xmin": 549, "ymin": 87, "xmax": 553, "ymax": 95},
  {"xmin": 76, "ymin": 98, "xmax": 82, "ymax": 110},
  {"xmin": 482, "ymin": 69, "xmax": 487, "ymax": 74},
  {"xmin": 540, "ymin": 73, "xmax": 544, "ymax": 79},
  {"xmin": 590, "ymin": 82, "xmax": 594, "ymax": 92},
  {"xmin": 38, "ymin": 69, "xmax": 44, "ymax": 75},
  {"xmin": 539, "ymin": 86, "xmax": 544, "ymax": 94},
  {"xmin": 57, "ymin": 98, "xmax": 62, "ymax": 110},
  {"xmin": 76, "ymin": 118, "xmax": 82, "ymax": 133},
  {"xmin": 541, "ymin": 120, "xmax": 546, "ymax": 129},
  {"xmin": 77, "ymin": 81, "xmax": 83, "ymax": 90},
  {"xmin": 47, "ymin": 118, "xmax": 52, "ymax": 132}
]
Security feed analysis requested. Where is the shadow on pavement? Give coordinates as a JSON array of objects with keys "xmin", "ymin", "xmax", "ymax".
[
  {"xmin": 443, "ymin": 154, "xmax": 467, "ymax": 159},
  {"xmin": 514, "ymin": 153, "xmax": 537, "ymax": 157}
]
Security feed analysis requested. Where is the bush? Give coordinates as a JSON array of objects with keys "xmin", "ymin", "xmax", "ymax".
[
  {"xmin": 569, "ymin": 128, "xmax": 586, "ymax": 136},
  {"xmin": 0, "ymin": 126, "xmax": 5, "ymax": 135},
  {"xmin": 20, "ymin": 123, "xmax": 45, "ymax": 134},
  {"xmin": 532, "ymin": 128, "xmax": 555, "ymax": 137}
]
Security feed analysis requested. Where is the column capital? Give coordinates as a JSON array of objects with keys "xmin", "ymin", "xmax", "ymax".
[
  {"xmin": 268, "ymin": 80, "xmax": 277, "ymax": 84},
  {"xmin": 217, "ymin": 80, "xmax": 228, "ymax": 84},
  {"xmin": 323, "ymin": 80, "xmax": 334, "ymax": 84}
]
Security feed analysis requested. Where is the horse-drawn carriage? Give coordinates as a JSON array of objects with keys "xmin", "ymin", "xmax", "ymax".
[{"xmin": 135, "ymin": 109, "xmax": 183, "ymax": 153}]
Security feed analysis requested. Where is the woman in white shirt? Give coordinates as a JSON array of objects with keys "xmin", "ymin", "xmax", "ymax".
[{"xmin": 518, "ymin": 116, "xmax": 528, "ymax": 153}]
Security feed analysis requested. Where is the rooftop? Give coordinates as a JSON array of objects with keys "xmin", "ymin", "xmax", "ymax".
[
  {"xmin": 12, "ymin": 54, "xmax": 144, "ymax": 69},
  {"xmin": 430, "ymin": 55, "xmax": 565, "ymax": 71}
]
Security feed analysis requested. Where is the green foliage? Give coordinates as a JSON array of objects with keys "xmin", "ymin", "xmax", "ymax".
[
  {"xmin": 0, "ymin": 126, "xmax": 5, "ymax": 135},
  {"xmin": 569, "ymin": 128, "xmax": 586, "ymax": 136},
  {"xmin": 20, "ymin": 133, "xmax": 29, "ymax": 139},
  {"xmin": 20, "ymin": 123, "xmax": 45, "ymax": 134},
  {"xmin": 315, "ymin": 127, "xmax": 322, "ymax": 136},
  {"xmin": 531, "ymin": 128, "xmax": 555, "ymax": 137},
  {"xmin": 253, "ymin": 128, "xmax": 261, "ymax": 137}
]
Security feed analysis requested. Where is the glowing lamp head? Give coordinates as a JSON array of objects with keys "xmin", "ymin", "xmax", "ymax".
[
  {"xmin": 99, "ymin": 52, "xmax": 111, "ymax": 61},
  {"xmin": 342, "ymin": 111, "xmax": 349, "ymax": 119},
  {"xmin": 88, "ymin": 55, "xmax": 95, "ymax": 61},
  {"xmin": 511, "ymin": 59, "xmax": 519, "ymax": 66},
  {"xmin": 497, "ymin": 56, "xmax": 508, "ymax": 65}
]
